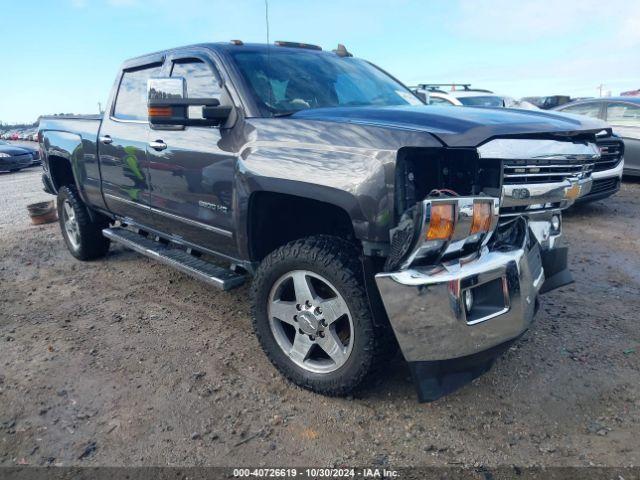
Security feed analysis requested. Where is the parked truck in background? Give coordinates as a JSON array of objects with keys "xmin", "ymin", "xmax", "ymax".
[{"xmin": 37, "ymin": 41, "xmax": 623, "ymax": 401}]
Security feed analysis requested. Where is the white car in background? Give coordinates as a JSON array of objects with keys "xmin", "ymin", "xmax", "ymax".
[{"xmin": 412, "ymin": 84, "xmax": 539, "ymax": 110}]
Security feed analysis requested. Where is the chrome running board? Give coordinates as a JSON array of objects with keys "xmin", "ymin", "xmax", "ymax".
[{"xmin": 103, "ymin": 227, "xmax": 245, "ymax": 291}]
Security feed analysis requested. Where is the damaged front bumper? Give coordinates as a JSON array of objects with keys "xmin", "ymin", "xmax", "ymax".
[
  {"xmin": 375, "ymin": 217, "xmax": 573, "ymax": 401},
  {"xmin": 376, "ymin": 217, "xmax": 547, "ymax": 363},
  {"xmin": 375, "ymin": 217, "xmax": 571, "ymax": 400}
]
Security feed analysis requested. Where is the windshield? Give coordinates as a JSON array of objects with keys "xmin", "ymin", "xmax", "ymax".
[
  {"xmin": 457, "ymin": 96, "xmax": 505, "ymax": 107},
  {"xmin": 229, "ymin": 50, "xmax": 422, "ymax": 116}
]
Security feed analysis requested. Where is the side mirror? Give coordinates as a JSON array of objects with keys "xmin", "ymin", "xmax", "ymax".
[{"xmin": 147, "ymin": 77, "xmax": 232, "ymax": 129}]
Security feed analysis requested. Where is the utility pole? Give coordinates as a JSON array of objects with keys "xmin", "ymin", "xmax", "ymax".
[
  {"xmin": 98, "ymin": 102, "xmax": 103, "ymax": 114},
  {"xmin": 596, "ymin": 84, "xmax": 604, "ymax": 97}
]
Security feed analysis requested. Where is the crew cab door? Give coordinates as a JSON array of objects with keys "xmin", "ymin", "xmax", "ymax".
[
  {"xmin": 146, "ymin": 54, "xmax": 237, "ymax": 256},
  {"xmin": 99, "ymin": 61, "xmax": 162, "ymax": 218}
]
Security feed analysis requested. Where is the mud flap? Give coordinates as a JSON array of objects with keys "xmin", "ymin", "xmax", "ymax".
[
  {"xmin": 409, "ymin": 360, "xmax": 494, "ymax": 402},
  {"xmin": 539, "ymin": 246, "xmax": 573, "ymax": 294},
  {"xmin": 408, "ymin": 339, "xmax": 516, "ymax": 402}
]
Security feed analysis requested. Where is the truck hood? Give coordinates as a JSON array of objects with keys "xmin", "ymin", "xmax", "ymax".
[{"xmin": 291, "ymin": 105, "xmax": 610, "ymax": 147}]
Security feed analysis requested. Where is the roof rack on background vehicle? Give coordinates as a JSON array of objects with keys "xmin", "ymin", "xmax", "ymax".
[
  {"xmin": 417, "ymin": 83, "xmax": 471, "ymax": 91},
  {"xmin": 414, "ymin": 83, "xmax": 494, "ymax": 94}
]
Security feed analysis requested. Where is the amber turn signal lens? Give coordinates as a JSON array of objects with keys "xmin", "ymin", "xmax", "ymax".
[
  {"xmin": 148, "ymin": 106, "xmax": 173, "ymax": 117},
  {"xmin": 470, "ymin": 201, "xmax": 492, "ymax": 235},
  {"xmin": 426, "ymin": 203, "xmax": 455, "ymax": 241}
]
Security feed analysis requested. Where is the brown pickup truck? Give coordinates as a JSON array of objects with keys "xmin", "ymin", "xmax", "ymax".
[{"xmin": 38, "ymin": 41, "xmax": 622, "ymax": 401}]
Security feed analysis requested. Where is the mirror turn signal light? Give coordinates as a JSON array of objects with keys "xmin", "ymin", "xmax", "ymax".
[
  {"xmin": 148, "ymin": 106, "xmax": 173, "ymax": 118},
  {"xmin": 426, "ymin": 203, "xmax": 455, "ymax": 241},
  {"xmin": 470, "ymin": 200, "xmax": 493, "ymax": 235}
]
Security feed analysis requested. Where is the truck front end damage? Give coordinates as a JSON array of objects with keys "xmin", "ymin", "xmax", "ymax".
[{"xmin": 376, "ymin": 136, "xmax": 599, "ymax": 401}]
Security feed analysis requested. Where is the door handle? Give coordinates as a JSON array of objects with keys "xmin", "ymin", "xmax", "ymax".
[
  {"xmin": 99, "ymin": 135, "xmax": 112, "ymax": 145},
  {"xmin": 149, "ymin": 140, "xmax": 167, "ymax": 151}
]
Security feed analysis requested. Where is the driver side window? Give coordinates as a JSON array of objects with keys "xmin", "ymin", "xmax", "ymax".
[
  {"xmin": 171, "ymin": 59, "xmax": 222, "ymax": 98},
  {"xmin": 171, "ymin": 59, "xmax": 223, "ymax": 119}
]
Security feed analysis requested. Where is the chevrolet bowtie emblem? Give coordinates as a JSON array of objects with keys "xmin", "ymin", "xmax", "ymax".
[
  {"xmin": 564, "ymin": 183, "xmax": 582, "ymax": 200},
  {"xmin": 512, "ymin": 188, "xmax": 530, "ymax": 200}
]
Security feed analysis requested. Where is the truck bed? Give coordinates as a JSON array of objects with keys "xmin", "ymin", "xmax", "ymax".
[
  {"xmin": 38, "ymin": 114, "xmax": 104, "ymax": 209},
  {"xmin": 39, "ymin": 115, "xmax": 102, "ymax": 137}
]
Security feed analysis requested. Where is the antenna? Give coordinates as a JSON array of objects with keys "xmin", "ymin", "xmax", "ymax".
[
  {"xmin": 264, "ymin": 0, "xmax": 273, "ymax": 107},
  {"xmin": 264, "ymin": 0, "xmax": 270, "ymax": 45}
]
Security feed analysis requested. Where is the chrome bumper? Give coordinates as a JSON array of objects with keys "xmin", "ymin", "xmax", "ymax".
[
  {"xmin": 375, "ymin": 220, "xmax": 545, "ymax": 362},
  {"xmin": 502, "ymin": 175, "xmax": 593, "ymax": 211},
  {"xmin": 517, "ymin": 208, "xmax": 563, "ymax": 250}
]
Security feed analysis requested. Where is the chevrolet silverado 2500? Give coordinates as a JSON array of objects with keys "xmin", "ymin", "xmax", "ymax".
[{"xmin": 38, "ymin": 42, "xmax": 622, "ymax": 401}]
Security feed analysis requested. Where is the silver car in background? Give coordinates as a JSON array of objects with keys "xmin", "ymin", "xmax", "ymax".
[
  {"xmin": 554, "ymin": 97, "xmax": 640, "ymax": 177},
  {"xmin": 554, "ymin": 97, "xmax": 640, "ymax": 203}
]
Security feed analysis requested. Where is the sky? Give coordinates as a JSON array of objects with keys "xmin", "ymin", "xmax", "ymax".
[{"xmin": 1, "ymin": 0, "xmax": 639, "ymax": 124}]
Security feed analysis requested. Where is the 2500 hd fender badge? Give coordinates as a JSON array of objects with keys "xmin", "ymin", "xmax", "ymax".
[{"xmin": 198, "ymin": 200, "xmax": 229, "ymax": 214}]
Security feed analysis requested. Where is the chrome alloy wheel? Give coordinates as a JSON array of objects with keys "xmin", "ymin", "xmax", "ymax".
[
  {"xmin": 62, "ymin": 199, "xmax": 80, "ymax": 250},
  {"xmin": 268, "ymin": 270, "xmax": 354, "ymax": 374}
]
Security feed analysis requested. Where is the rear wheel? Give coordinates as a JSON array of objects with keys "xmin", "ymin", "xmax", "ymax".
[
  {"xmin": 57, "ymin": 185, "xmax": 110, "ymax": 260},
  {"xmin": 252, "ymin": 235, "xmax": 392, "ymax": 396}
]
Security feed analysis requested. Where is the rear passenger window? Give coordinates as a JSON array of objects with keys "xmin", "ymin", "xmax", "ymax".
[
  {"xmin": 560, "ymin": 102, "xmax": 601, "ymax": 119},
  {"xmin": 607, "ymin": 103, "xmax": 640, "ymax": 127},
  {"xmin": 171, "ymin": 59, "xmax": 222, "ymax": 99},
  {"xmin": 113, "ymin": 64, "xmax": 162, "ymax": 121}
]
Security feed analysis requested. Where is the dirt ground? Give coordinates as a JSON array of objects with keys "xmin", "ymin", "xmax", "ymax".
[{"xmin": 1, "ymin": 168, "xmax": 639, "ymax": 468}]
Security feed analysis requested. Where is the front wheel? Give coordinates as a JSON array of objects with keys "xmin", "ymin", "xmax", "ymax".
[
  {"xmin": 57, "ymin": 185, "xmax": 110, "ymax": 260},
  {"xmin": 252, "ymin": 236, "xmax": 391, "ymax": 396}
]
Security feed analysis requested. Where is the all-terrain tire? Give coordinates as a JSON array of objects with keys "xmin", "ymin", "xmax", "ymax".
[
  {"xmin": 251, "ymin": 235, "xmax": 395, "ymax": 396},
  {"xmin": 57, "ymin": 185, "xmax": 110, "ymax": 260}
]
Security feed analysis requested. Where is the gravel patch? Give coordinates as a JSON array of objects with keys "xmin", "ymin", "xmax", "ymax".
[{"xmin": 1, "ymin": 169, "xmax": 639, "ymax": 467}]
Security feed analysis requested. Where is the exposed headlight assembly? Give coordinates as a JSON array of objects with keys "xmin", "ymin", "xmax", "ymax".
[{"xmin": 385, "ymin": 196, "xmax": 499, "ymax": 271}]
